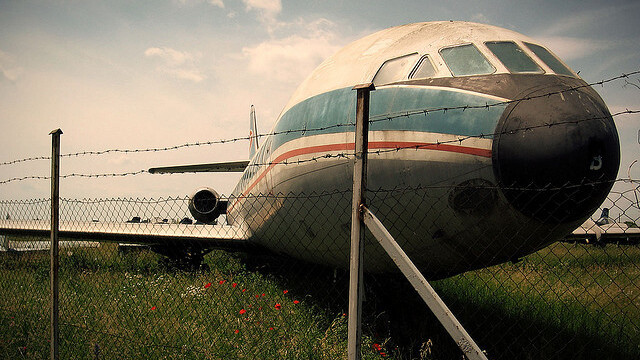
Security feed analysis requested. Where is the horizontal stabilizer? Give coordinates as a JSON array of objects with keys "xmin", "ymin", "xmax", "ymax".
[
  {"xmin": 149, "ymin": 160, "xmax": 249, "ymax": 174},
  {"xmin": 566, "ymin": 219, "xmax": 640, "ymax": 244}
]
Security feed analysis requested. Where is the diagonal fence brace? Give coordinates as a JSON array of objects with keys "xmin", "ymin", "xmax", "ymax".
[{"xmin": 362, "ymin": 205, "xmax": 488, "ymax": 360}]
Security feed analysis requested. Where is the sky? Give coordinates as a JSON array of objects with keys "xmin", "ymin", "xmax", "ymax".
[{"xmin": 0, "ymin": 0, "xmax": 639, "ymax": 200}]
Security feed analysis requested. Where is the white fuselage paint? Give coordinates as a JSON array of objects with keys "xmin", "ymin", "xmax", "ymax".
[{"xmin": 223, "ymin": 22, "xmax": 589, "ymax": 276}]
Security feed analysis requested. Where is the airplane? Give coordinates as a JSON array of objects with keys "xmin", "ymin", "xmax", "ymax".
[
  {"xmin": 0, "ymin": 21, "xmax": 627, "ymax": 278},
  {"xmin": 0, "ymin": 234, "xmax": 99, "ymax": 253},
  {"xmin": 566, "ymin": 208, "xmax": 640, "ymax": 245}
]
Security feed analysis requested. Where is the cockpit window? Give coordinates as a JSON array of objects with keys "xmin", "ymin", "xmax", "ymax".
[
  {"xmin": 485, "ymin": 41, "xmax": 543, "ymax": 74},
  {"xmin": 440, "ymin": 44, "xmax": 495, "ymax": 76},
  {"xmin": 409, "ymin": 55, "xmax": 436, "ymax": 79},
  {"xmin": 373, "ymin": 53, "xmax": 419, "ymax": 86},
  {"xmin": 523, "ymin": 42, "xmax": 574, "ymax": 77}
]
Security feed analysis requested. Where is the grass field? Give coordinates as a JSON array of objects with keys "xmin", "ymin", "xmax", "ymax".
[
  {"xmin": 0, "ymin": 239, "xmax": 639, "ymax": 359},
  {"xmin": 0, "ymin": 242, "xmax": 385, "ymax": 359},
  {"xmin": 368, "ymin": 242, "xmax": 640, "ymax": 359}
]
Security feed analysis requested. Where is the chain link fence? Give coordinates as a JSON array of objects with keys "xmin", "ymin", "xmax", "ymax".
[
  {"xmin": 1, "ymin": 180, "xmax": 638, "ymax": 359},
  {"xmin": 0, "ymin": 70, "xmax": 638, "ymax": 359}
]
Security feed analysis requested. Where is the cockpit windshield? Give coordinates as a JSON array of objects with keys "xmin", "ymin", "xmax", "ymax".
[
  {"xmin": 440, "ymin": 44, "xmax": 495, "ymax": 76},
  {"xmin": 373, "ymin": 53, "xmax": 419, "ymax": 86},
  {"xmin": 485, "ymin": 41, "xmax": 543, "ymax": 74},
  {"xmin": 523, "ymin": 42, "xmax": 574, "ymax": 77}
]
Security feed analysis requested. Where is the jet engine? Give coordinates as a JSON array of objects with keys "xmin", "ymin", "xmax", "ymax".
[{"xmin": 188, "ymin": 187, "xmax": 225, "ymax": 224}]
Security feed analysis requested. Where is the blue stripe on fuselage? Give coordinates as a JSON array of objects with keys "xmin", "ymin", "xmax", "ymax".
[
  {"xmin": 271, "ymin": 85, "xmax": 508, "ymax": 152},
  {"xmin": 231, "ymin": 85, "xmax": 508, "ymax": 200}
]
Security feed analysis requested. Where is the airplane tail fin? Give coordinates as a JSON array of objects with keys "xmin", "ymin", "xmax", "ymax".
[
  {"xmin": 595, "ymin": 208, "xmax": 611, "ymax": 225},
  {"xmin": 249, "ymin": 105, "xmax": 259, "ymax": 159}
]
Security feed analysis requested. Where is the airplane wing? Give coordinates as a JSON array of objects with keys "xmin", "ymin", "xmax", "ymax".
[
  {"xmin": 148, "ymin": 160, "xmax": 249, "ymax": 174},
  {"xmin": 566, "ymin": 219, "xmax": 640, "ymax": 244},
  {"xmin": 0, "ymin": 219, "xmax": 251, "ymax": 251}
]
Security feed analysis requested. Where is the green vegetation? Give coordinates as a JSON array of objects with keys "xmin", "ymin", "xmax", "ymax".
[
  {"xmin": 366, "ymin": 242, "xmax": 640, "ymax": 359},
  {"xmin": 0, "ymin": 241, "xmax": 383, "ymax": 359},
  {"xmin": 0, "ymin": 240, "xmax": 639, "ymax": 359}
]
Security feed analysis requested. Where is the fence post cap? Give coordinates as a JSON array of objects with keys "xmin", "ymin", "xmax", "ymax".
[
  {"xmin": 49, "ymin": 129, "xmax": 63, "ymax": 135},
  {"xmin": 352, "ymin": 83, "xmax": 375, "ymax": 91}
]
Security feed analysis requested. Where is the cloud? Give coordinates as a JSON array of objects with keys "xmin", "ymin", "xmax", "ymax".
[
  {"xmin": 144, "ymin": 47, "xmax": 205, "ymax": 82},
  {"xmin": 470, "ymin": 13, "xmax": 491, "ymax": 25},
  {"xmin": 209, "ymin": 0, "xmax": 224, "ymax": 8},
  {"xmin": 0, "ymin": 50, "xmax": 24, "ymax": 82},
  {"xmin": 159, "ymin": 67, "xmax": 206, "ymax": 82},
  {"xmin": 145, "ymin": 47, "xmax": 195, "ymax": 66},
  {"xmin": 174, "ymin": 0, "xmax": 224, "ymax": 8},
  {"xmin": 242, "ymin": 0, "xmax": 282, "ymax": 31},
  {"xmin": 538, "ymin": 5, "xmax": 629, "ymax": 38},
  {"xmin": 242, "ymin": 0, "xmax": 281, "ymax": 15},
  {"xmin": 240, "ymin": 19, "xmax": 342, "ymax": 84},
  {"xmin": 533, "ymin": 36, "xmax": 610, "ymax": 62}
]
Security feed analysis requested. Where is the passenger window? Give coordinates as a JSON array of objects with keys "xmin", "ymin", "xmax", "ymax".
[
  {"xmin": 409, "ymin": 55, "xmax": 436, "ymax": 79},
  {"xmin": 440, "ymin": 44, "xmax": 495, "ymax": 76},
  {"xmin": 523, "ymin": 42, "xmax": 574, "ymax": 77},
  {"xmin": 373, "ymin": 53, "xmax": 419, "ymax": 86},
  {"xmin": 485, "ymin": 41, "xmax": 543, "ymax": 74}
]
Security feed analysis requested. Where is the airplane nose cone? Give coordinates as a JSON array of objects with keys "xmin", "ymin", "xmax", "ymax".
[{"xmin": 492, "ymin": 84, "xmax": 620, "ymax": 223}]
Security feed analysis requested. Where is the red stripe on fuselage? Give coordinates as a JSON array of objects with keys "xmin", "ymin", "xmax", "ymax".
[{"xmin": 227, "ymin": 141, "xmax": 491, "ymax": 212}]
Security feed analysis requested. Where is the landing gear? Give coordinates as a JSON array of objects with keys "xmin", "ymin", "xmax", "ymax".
[{"xmin": 152, "ymin": 245, "xmax": 212, "ymax": 271}]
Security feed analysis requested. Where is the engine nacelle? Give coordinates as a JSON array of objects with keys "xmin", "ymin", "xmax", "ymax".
[{"xmin": 188, "ymin": 187, "xmax": 223, "ymax": 224}]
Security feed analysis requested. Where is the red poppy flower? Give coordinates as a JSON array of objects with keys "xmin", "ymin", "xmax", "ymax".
[
  {"xmin": 255, "ymin": 294, "xmax": 260, "ymax": 299},
  {"xmin": 242, "ymin": 289, "xmax": 246, "ymax": 292},
  {"xmin": 219, "ymin": 280, "xmax": 226, "ymax": 285},
  {"xmin": 239, "ymin": 309, "xmax": 246, "ymax": 315},
  {"xmin": 283, "ymin": 290, "xmax": 288, "ymax": 294},
  {"xmin": 373, "ymin": 343, "xmax": 381, "ymax": 351},
  {"xmin": 204, "ymin": 282, "xmax": 212, "ymax": 289},
  {"xmin": 232, "ymin": 283, "xmax": 237, "ymax": 288},
  {"xmin": 269, "ymin": 327, "xmax": 274, "ymax": 331},
  {"xmin": 151, "ymin": 306, "xmax": 156, "ymax": 311},
  {"xmin": 234, "ymin": 329, "xmax": 239, "ymax": 334},
  {"xmin": 293, "ymin": 300, "xmax": 300, "ymax": 304},
  {"xmin": 274, "ymin": 303, "xmax": 281, "ymax": 310},
  {"xmin": 261, "ymin": 293, "xmax": 266, "ymax": 297}
]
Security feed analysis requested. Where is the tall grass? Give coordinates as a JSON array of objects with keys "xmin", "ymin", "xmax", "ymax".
[
  {"xmin": 364, "ymin": 242, "xmax": 640, "ymax": 359},
  {"xmin": 1, "ymin": 240, "xmax": 638, "ymax": 359},
  {"xmin": 0, "ymin": 241, "xmax": 385, "ymax": 359}
]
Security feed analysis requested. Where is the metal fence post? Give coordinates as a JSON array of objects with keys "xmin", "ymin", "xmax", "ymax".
[
  {"xmin": 348, "ymin": 83, "xmax": 374, "ymax": 360},
  {"xmin": 50, "ymin": 129, "xmax": 62, "ymax": 360},
  {"xmin": 362, "ymin": 206, "xmax": 488, "ymax": 360}
]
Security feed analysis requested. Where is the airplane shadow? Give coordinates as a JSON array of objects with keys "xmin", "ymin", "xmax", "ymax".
[{"xmin": 234, "ymin": 253, "xmax": 638, "ymax": 360}]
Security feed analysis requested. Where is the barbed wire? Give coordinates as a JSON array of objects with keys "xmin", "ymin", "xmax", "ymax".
[
  {"xmin": 0, "ymin": 179, "xmax": 637, "ymax": 205},
  {"xmin": 2, "ymin": 71, "xmax": 639, "ymax": 168},
  {"xmin": 0, "ymin": 109, "xmax": 637, "ymax": 186},
  {"xmin": 369, "ymin": 70, "xmax": 640, "ymax": 124},
  {"xmin": 0, "ymin": 171, "xmax": 147, "ymax": 185},
  {"xmin": 123, "ymin": 108, "xmax": 640, "ymax": 170}
]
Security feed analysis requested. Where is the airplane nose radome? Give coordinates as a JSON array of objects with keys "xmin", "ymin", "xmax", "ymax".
[{"xmin": 492, "ymin": 84, "xmax": 620, "ymax": 223}]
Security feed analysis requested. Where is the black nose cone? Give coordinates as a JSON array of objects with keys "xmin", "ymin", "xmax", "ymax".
[{"xmin": 492, "ymin": 83, "xmax": 620, "ymax": 223}]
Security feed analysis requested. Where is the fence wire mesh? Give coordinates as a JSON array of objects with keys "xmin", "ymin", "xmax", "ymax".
[{"xmin": 0, "ymin": 179, "xmax": 638, "ymax": 359}]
